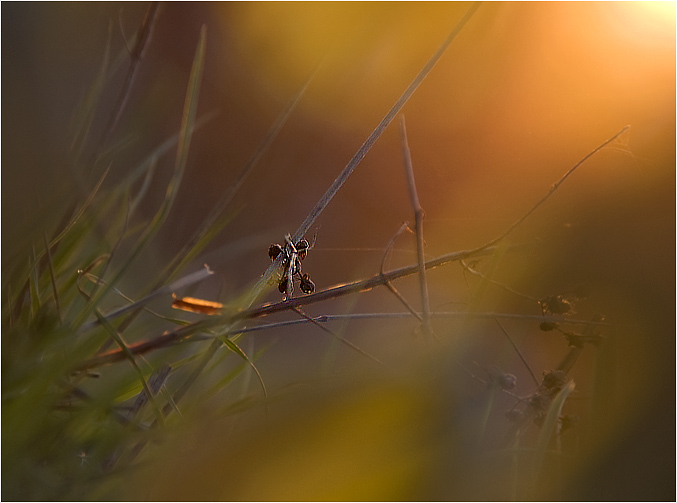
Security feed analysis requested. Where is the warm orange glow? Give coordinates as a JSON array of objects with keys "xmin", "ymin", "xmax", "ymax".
[
  {"xmin": 171, "ymin": 294, "xmax": 223, "ymax": 315},
  {"xmin": 625, "ymin": 1, "xmax": 676, "ymax": 26}
]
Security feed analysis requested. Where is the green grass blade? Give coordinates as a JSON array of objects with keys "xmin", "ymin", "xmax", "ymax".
[
  {"xmin": 161, "ymin": 70, "xmax": 315, "ymax": 283},
  {"xmin": 49, "ymin": 165, "xmax": 111, "ymax": 251},
  {"xmin": 28, "ymin": 249, "xmax": 40, "ymax": 319},
  {"xmin": 174, "ymin": 25, "xmax": 207, "ymax": 185},
  {"xmin": 93, "ymin": 308, "xmax": 165, "ymax": 426},
  {"xmin": 218, "ymin": 335, "xmax": 268, "ymax": 399},
  {"xmin": 42, "ymin": 233, "xmax": 62, "ymax": 323},
  {"xmin": 70, "ymin": 21, "xmax": 112, "ymax": 161},
  {"xmin": 73, "ymin": 27, "xmax": 207, "ymax": 328}
]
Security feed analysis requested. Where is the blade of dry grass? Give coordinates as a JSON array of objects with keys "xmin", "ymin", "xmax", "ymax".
[
  {"xmin": 74, "ymin": 309, "xmax": 610, "ymax": 371},
  {"xmin": 399, "ymin": 115, "xmax": 432, "ymax": 339},
  {"xmin": 381, "ymin": 223, "xmax": 423, "ymax": 323},
  {"xmin": 77, "ymin": 265, "xmax": 214, "ymax": 333}
]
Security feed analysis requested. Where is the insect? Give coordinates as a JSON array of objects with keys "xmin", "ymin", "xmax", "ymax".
[{"xmin": 269, "ymin": 234, "xmax": 315, "ymax": 297}]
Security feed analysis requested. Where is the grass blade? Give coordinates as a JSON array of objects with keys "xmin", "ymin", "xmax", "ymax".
[
  {"xmin": 400, "ymin": 116, "xmax": 432, "ymax": 339},
  {"xmin": 531, "ymin": 380, "xmax": 575, "ymax": 490},
  {"xmin": 161, "ymin": 71, "xmax": 315, "ymax": 283},
  {"xmin": 42, "ymin": 233, "xmax": 62, "ymax": 323},
  {"xmin": 73, "ymin": 26, "xmax": 207, "ymax": 328},
  {"xmin": 97, "ymin": 2, "xmax": 161, "ymax": 151}
]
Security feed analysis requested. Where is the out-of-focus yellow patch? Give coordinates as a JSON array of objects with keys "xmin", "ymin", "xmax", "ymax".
[{"xmin": 171, "ymin": 294, "xmax": 223, "ymax": 315}]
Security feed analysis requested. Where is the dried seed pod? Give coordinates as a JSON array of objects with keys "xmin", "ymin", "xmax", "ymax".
[
  {"xmin": 486, "ymin": 366, "xmax": 517, "ymax": 390},
  {"xmin": 540, "ymin": 321, "xmax": 559, "ymax": 331},
  {"xmin": 497, "ymin": 373, "xmax": 517, "ymax": 391},
  {"xmin": 541, "ymin": 369, "xmax": 567, "ymax": 390}
]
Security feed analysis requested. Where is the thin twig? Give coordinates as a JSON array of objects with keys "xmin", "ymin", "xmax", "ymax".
[
  {"xmin": 71, "ymin": 244, "xmax": 522, "ymax": 371},
  {"xmin": 480, "ymin": 125, "xmax": 631, "ymax": 252},
  {"xmin": 461, "ymin": 259, "xmax": 539, "ymax": 302},
  {"xmin": 380, "ymin": 223, "xmax": 423, "ymax": 322},
  {"xmin": 252, "ymin": 124, "xmax": 631, "ymax": 323},
  {"xmin": 400, "ymin": 115, "xmax": 433, "ymax": 339},
  {"xmin": 495, "ymin": 319, "xmax": 539, "ymax": 386},
  {"xmin": 243, "ymin": 243, "xmax": 521, "ymax": 320},
  {"xmin": 556, "ymin": 314, "xmax": 604, "ymax": 373},
  {"xmin": 292, "ymin": 307, "xmax": 382, "ymax": 364},
  {"xmin": 74, "ymin": 309, "xmax": 611, "ymax": 371}
]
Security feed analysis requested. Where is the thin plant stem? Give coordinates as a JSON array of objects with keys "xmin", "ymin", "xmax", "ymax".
[
  {"xmin": 480, "ymin": 125, "xmax": 631, "ymax": 252},
  {"xmin": 97, "ymin": 2, "xmax": 161, "ymax": 152},
  {"xmin": 495, "ymin": 319, "xmax": 539, "ymax": 386},
  {"xmin": 77, "ymin": 265, "xmax": 214, "ymax": 333},
  {"xmin": 380, "ymin": 223, "xmax": 423, "ymax": 322},
  {"xmin": 291, "ymin": 306, "xmax": 382, "ymax": 364},
  {"xmin": 461, "ymin": 259, "xmax": 539, "ymax": 302},
  {"xmin": 73, "ymin": 26, "xmax": 207, "ymax": 329},
  {"xmin": 42, "ymin": 233, "xmax": 62, "ymax": 323},
  {"xmin": 400, "ymin": 115, "xmax": 433, "ymax": 339},
  {"xmin": 79, "ymin": 287, "xmax": 165, "ymax": 427},
  {"xmin": 74, "ymin": 310, "xmax": 610, "ymax": 371}
]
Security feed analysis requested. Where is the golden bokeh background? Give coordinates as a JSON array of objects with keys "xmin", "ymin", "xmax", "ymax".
[{"xmin": 2, "ymin": 2, "xmax": 674, "ymax": 500}]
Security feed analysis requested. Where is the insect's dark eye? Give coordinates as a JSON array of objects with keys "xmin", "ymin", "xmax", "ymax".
[
  {"xmin": 296, "ymin": 239, "xmax": 309, "ymax": 260},
  {"xmin": 269, "ymin": 244, "xmax": 283, "ymax": 261},
  {"xmin": 300, "ymin": 273, "xmax": 315, "ymax": 294},
  {"xmin": 278, "ymin": 278, "xmax": 288, "ymax": 293}
]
